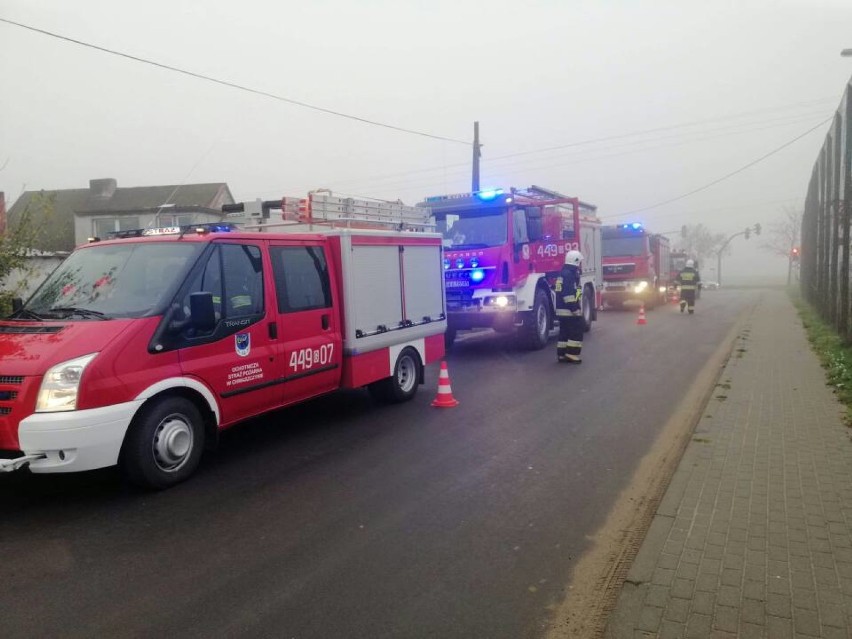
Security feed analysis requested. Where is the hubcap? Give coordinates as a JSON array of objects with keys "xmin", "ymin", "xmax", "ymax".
[
  {"xmin": 152, "ymin": 413, "xmax": 194, "ymax": 472},
  {"xmin": 536, "ymin": 303, "xmax": 547, "ymax": 338},
  {"xmin": 397, "ymin": 355, "xmax": 417, "ymax": 394}
]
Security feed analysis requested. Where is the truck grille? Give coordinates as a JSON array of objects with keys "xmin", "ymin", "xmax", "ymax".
[
  {"xmin": 0, "ymin": 375, "xmax": 34, "ymax": 449},
  {"xmin": 446, "ymin": 290, "xmax": 479, "ymax": 311},
  {"xmin": 603, "ymin": 264, "xmax": 636, "ymax": 276}
]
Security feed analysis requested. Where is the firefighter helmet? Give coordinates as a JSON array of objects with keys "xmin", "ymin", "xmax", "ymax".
[
  {"xmin": 564, "ymin": 250, "xmax": 583, "ymax": 267},
  {"xmin": 686, "ymin": 259, "xmax": 695, "ymax": 268}
]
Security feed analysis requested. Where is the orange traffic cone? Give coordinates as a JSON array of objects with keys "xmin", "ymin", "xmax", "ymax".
[
  {"xmin": 636, "ymin": 304, "xmax": 647, "ymax": 325},
  {"xmin": 431, "ymin": 361, "xmax": 460, "ymax": 408}
]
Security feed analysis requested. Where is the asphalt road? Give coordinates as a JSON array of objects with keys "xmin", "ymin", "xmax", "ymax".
[{"xmin": 1, "ymin": 289, "xmax": 755, "ymax": 639}]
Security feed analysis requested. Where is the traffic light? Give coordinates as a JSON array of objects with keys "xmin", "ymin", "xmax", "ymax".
[
  {"xmin": 791, "ymin": 246, "xmax": 800, "ymax": 260},
  {"xmin": 745, "ymin": 227, "xmax": 751, "ymax": 240},
  {"xmin": 753, "ymin": 223, "xmax": 761, "ymax": 236}
]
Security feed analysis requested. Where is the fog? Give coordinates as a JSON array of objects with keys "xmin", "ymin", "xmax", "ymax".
[{"xmin": 2, "ymin": 0, "xmax": 852, "ymax": 283}]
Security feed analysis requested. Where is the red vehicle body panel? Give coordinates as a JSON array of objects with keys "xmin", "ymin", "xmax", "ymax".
[{"xmin": 0, "ymin": 227, "xmax": 445, "ymax": 467}]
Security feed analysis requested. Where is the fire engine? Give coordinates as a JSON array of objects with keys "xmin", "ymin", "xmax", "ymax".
[
  {"xmin": 0, "ymin": 194, "xmax": 446, "ymax": 488},
  {"xmin": 419, "ymin": 186, "xmax": 602, "ymax": 349},
  {"xmin": 601, "ymin": 223, "xmax": 672, "ymax": 308}
]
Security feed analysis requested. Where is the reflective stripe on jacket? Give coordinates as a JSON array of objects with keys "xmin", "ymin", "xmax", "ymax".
[
  {"xmin": 676, "ymin": 268, "xmax": 700, "ymax": 291},
  {"xmin": 555, "ymin": 267, "xmax": 583, "ymax": 317}
]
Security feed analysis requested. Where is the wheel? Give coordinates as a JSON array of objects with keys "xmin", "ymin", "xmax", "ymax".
[
  {"xmin": 519, "ymin": 288, "xmax": 550, "ymax": 350},
  {"xmin": 369, "ymin": 347, "xmax": 421, "ymax": 403},
  {"xmin": 120, "ymin": 396, "xmax": 205, "ymax": 489},
  {"xmin": 582, "ymin": 287, "xmax": 593, "ymax": 332},
  {"xmin": 444, "ymin": 327, "xmax": 457, "ymax": 349}
]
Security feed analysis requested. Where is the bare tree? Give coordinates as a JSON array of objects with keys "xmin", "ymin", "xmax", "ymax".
[
  {"xmin": 675, "ymin": 223, "xmax": 728, "ymax": 266},
  {"xmin": 0, "ymin": 193, "xmax": 59, "ymax": 314},
  {"xmin": 761, "ymin": 206, "xmax": 801, "ymax": 285}
]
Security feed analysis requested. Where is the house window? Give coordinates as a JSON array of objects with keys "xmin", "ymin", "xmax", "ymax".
[
  {"xmin": 158, "ymin": 213, "xmax": 196, "ymax": 227},
  {"xmin": 93, "ymin": 217, "xmax": 140, "ymax": 238}
]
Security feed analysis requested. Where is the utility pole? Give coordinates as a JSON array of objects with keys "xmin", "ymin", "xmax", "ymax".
[{"xmin": 472, "ymin": 121, "xmax": 481, "ymax": 192}]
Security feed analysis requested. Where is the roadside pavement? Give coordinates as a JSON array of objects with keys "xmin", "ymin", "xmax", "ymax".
[{"xmin": 604, "ymin": 289, "xmax": 852, "ymax": 639}]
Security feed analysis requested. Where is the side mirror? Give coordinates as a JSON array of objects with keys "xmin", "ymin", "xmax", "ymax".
[
  {"xmin": 11, "ymin": 298, "xmax": 23, "ymax": 314},
  {"xmin": 189, "ymin": 292, "xmax": 216, "ymax": 332}
]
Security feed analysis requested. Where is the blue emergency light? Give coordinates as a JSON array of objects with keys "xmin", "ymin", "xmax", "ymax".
[
  {"xmin": 621, "ymin": 222, "xmax": 643, "ymax": 231},
  {"xmin": 475, "ymin": 189, "xmax": 504, "ymax": 201},
  {"xmin": 470, "ymin": 269, "xmax": 486, "ymax": 283}
]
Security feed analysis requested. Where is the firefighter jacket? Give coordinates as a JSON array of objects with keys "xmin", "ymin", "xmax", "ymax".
[
  {"xmin": 555, "ymin": 265, "xmax": 583, "ymax": 317},
  {"xmin": 676, "ymin": 267, "xmax": 700, "ymax": 291}
]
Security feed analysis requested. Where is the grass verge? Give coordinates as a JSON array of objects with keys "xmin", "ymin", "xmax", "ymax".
[{"xmin": 790, "ymin": 289, "xmax": 852, "ymax": 425}]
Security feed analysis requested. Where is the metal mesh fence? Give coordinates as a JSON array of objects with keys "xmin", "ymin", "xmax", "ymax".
[{"xmin": 803, "ymin": 79, "xmax": 852, "ymax": 337}]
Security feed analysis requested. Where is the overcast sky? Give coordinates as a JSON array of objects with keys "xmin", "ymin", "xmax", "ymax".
[{"xmin": 2, "ymin": 0, "xmax": 852, "ymax": 282}]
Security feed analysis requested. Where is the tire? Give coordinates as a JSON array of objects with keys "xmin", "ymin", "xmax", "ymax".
[
  {"xmin": 519, "ymin": 288, "xmax": 550, "ymax": 350},
  {"xmin": 444, "ymin": 327, "xmax": 457, "ymax": 350},
  {"xmin": 369, "ymin": 347, "xmax": 421, "ymax": 404},
  {"xmin": 582, "ymin": 287, "xmax": 593, "ymax": 332},
  {"xmin": 120, "ymin": 396, "xmax": 205, "ymax": 490}
]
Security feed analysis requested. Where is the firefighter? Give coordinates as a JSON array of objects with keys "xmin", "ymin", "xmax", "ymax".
[
  {"xmin": 676, "ymin": 259, "xmax": 701, "ymax": 314},
  {"xmin": 555, "ymin": 250, "xmax": 584, "ymax": 364}
]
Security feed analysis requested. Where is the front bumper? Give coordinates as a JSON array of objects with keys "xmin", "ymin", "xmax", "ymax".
[
  {"xmin": 1, "ymin": 401, "xmax": 142, "ymax": 473},
  {"xmin": 446, "ymin": 292, "xmax": 520, "ymax": 331},
  {"xmin": 602, "ymin": 281, "xmax": 656, "ymax": 304}
]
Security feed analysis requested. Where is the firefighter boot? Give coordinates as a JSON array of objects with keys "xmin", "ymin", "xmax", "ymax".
[{"xmin": 680, "ymin": 300, "xmax": 686, "ymax": 313}]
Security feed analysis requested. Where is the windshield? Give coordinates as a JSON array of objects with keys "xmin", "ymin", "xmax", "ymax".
[
  {"xmin": 603, "ymin": 236, "xmax": 646, "ymax": 257},
  {"xmin": 25, "ymin": 242, "xmax": 203, "ymax": 319},
  {"xmin": 436, "ymin": 209, "xmax": 507, "ymax": 249}
]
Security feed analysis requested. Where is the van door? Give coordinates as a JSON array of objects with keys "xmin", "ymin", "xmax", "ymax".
[
  {"xmin": 176, "ymin": 241, "xmax": 282, "ymax": 425},
  {"xmin": 268, "ymin": 242, "xmax": 342, "ymax": 404}
]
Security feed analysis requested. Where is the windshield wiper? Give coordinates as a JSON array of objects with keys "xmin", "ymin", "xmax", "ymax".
[
  {"xmin": 48, "ymin": 307, "xmax": 111, "ymax": 320},
  {"xmin": 7, "ymin": 308, "xmax": 45, "ymax": 321}
]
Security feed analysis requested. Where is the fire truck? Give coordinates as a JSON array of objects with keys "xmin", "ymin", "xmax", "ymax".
[
  {"xmin": 601, "ymin": 223, "xmax": 672, "ymax": 308},
  {"xmin": 419, "ymin": 186, "xmax": 602, "ymax": 349},
  {"xmin": 0, "ymin": 194, "xmax": 446, "ymax": 488}
]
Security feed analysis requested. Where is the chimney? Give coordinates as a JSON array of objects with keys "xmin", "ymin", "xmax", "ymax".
[
  {"xmin": 0, "ymin": 192, "xmax": 6, "ymax": 234},
  {"xmin": 89, "ymin": 178, "xmax": 117, "ymax": 199}
]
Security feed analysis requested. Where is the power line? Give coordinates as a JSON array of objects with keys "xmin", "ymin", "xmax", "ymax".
[
  {"xmin": 601, "ymin": 196, "xmax": 803, "ymax": 223},
  {"xmin": 485, "ymin": 97, "xmax": 839, "ymax": 163},
  {"xmin": 328, "ymin": 112, "xmax": 830, "ymax": 196},
  {"xmin": 613, "ymin": 116, "xmax": 834, "ymax": 217},
  {"xmin": 0, "ymin": 17, "xmax": 469, "ymax": 146},
  {"xmin": 326, "ymin": 97, "xmax": 839, "ymax": 190}
]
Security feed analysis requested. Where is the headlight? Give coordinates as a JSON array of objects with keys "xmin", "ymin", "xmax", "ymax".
[
  {"xmin": 634, "ymin": 281, "xmax": 649, "ymax": 294},
  {"xmin": 659, "ymin": 286, "xmax": 667, "ymax": 293},
  {"xmin": 485, "ymin": 294, "xmax": 515, "ymax": 308},
  {"xmin": 36, "ymin": 353, "xmax": 98, "ymax": 413}
]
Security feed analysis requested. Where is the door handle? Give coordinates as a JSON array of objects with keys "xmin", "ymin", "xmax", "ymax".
[
  {"xmin": 268, "ymin": 322, "xmax": 278, "ymax": 339},
  {"xmin": 321, "ymin": 314, "xmax": 330, "ymax": 330}
]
